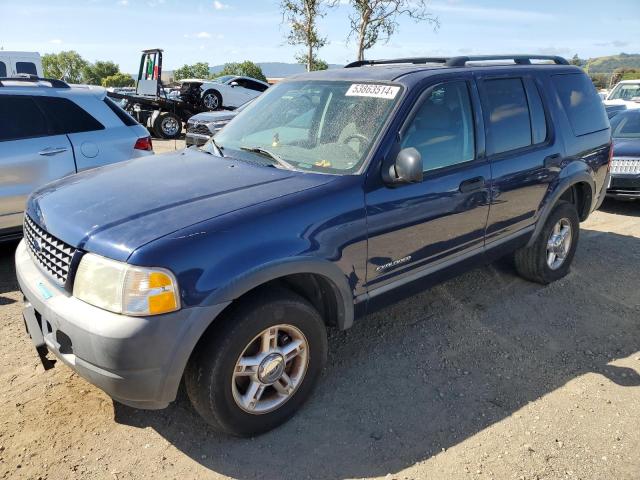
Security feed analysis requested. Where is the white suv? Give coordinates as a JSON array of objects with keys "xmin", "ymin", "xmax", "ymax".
[
  {"xmin": 0, "ymin": 77, "xmax": 153, "ymax": 240},
  {"xmin": 604, "ymin": 80, "xmax": 640, "ymax": 110}
]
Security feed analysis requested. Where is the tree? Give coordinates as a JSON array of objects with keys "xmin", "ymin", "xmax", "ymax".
[
  {"xmin": 295, "ymin": 53, "xmax": 328, "ymax": 71},
  {"xmin": 101, "ymin": 72, "xmax": 135, "ymax": 88},
  {"xmin": 281, "ymin": 0, "xmax": 335, "ymax": 72},
  {"xmin": 42, "ymin": 51, "xmax": 88, "ymax": 83},
  {"xmin": 347, "ymin": 0, "xmax": 439, "ymax": 62},
  {"xmin": 83, "ymin": 61, "xmax": 119, "ymax": 85},
  {"xmin": 569, "ymin": 54, "xmax": 585, "ymax": 67},
  {"xmin": 214, "ymin": 61, "xmax": 268, "ymax": 82},
  {"xmin": 173, "ymin": 62, "xmax": 210, "ymax": 81}
]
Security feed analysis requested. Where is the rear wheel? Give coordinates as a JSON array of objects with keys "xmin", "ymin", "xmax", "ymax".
[
  {"xmin": 185, "ymin": 288, "xmax": 328, "ymax": 436},
  {"xmin": 514, "ymin": 201, "xmax": 580, "ymax": 284},
  {"xmin": 153, "ymin": 112, "xmax": 182, "ymax": 139}
]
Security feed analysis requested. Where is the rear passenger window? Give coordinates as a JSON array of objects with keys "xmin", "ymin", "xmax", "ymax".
[
  {"xmin": 483, "ymin": 78, "xmax": 532, "ymax": 154},
  {"xmin": 16, "ymin": 62, "xmax": 38, "ymax": 76},
  {"xmin": 0, "ymin": 62, "xmax": 6, "ymax": 77},
  {"xmin": 552, "ymin": 73, "xmax": 609, "ymax": 136},
  {"xmin": 0, "ymin": 96, "xmax": 49, "ymax": 141},
  {"xmin": 35, "ymin": 97, "xmax": 104, "ymax": 134},
  {"xmin": 525, "ymin": 81, "xmax": 547, "ymax": 144},
  {"xmin": 401, "ymin": 80, "xmax": 475, "ymax": 172}
]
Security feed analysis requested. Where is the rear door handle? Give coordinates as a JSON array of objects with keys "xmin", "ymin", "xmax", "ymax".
[
  {"xmin": 459, "ymin": 176, "xmax": 486, "ymax": 193},
  {"xmin": 38, "ymin": 147, "xmax": 68, "ymax": 156},
  {"xmin": 544, "ymin": 153, "xmax": 562, "ymax": 169}
]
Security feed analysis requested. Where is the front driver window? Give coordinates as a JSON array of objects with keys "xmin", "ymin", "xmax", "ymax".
[{"xmin": 401, "ymin": 81, "xmax": 475, "ymax": 172}]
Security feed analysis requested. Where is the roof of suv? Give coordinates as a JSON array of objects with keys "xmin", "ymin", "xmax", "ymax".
[
  {"xmin": 286, "ymin": 54, "xmax": 580, "ymax": 84},
  {"xmin": 0, "ymin": 77, "xmax": 106, "ymax": 98}
]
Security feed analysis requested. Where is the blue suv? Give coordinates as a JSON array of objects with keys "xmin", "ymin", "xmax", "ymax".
[{"xmin": 16, "ymin": 55, "xmax": 611, "ymax": 436}]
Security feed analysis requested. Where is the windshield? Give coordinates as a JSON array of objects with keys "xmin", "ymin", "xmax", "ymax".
[
  {"xmin": 610, "ymin": 111, "xmax": 640, "ymax": 139},
  {"xmin": 608, "ymin": 83, "xmax": 640, "ymax": 101},
  {"xmin": 211, "ymin": 75, "xmax": 236, "ymax": 84},
  {"xmin": 208, "ymin": 80, "xmax": 401, "ymax": 174}
]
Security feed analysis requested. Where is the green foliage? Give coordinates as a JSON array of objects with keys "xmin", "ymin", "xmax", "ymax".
[
  {"xmin": 101, "ymin": 72, "xmax": 135, "ymax": 88},
  {"xmin": 281, "ymin": 0, "xmax": 334, "ymax": 72},
  {"xmin": 295, "ymin": 53, "xmax": 328, "ymax": 71},
  {"xmin": 589, "ymin": 73, "xmax": 610, "ymax": 90},
  {"xmin": 42, "ymin": 51, "xmax": 88, "ymax": 83},
  {"xmin": 173, "ymin": 62, "xmax": 211, "ymax": 81},
  {"xmin": 585, "ymin": 53, "xmax": 640, "ymax": 74},
  {"xmin": 83, "ymin": 61, "xmax": 119, "ymax": 85},
  {"xmin": 569, "ymin": 54, "xmax": 585, "ymax": 67},
  {"xmin": 214, "ymin": 61, "xmax": 268, "ymax": 82}
]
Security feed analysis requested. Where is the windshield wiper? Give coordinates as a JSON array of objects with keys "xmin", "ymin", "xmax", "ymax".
[{"xmin": 240, "ymin": 146, "xmax": 296, "ymax": 170}]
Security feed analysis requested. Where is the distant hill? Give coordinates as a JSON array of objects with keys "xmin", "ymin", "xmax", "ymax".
[
  {"xmin": 585, "ymin": 53, "xmax": 640, "ymax": 73},
  {"xmin": 208, "ymin": 62, "xmax": 342, "ymax": 78}
]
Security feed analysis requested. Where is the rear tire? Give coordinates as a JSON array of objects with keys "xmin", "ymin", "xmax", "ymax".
[
  {"xmin": 185, "ymin": 288, "xmax": 328, "ymax": 437},
  {"xmin": 153, "ymin": 112, "xmax": 182, "ymax": 139},
  {"xmin": 514, "ymin": 201, "xmax": 580, "ymax": 284}
]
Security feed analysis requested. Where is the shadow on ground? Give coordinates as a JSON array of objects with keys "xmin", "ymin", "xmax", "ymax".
[
  {"xmin": 0, "ymin": 240, "xmax": 20, "ymax": 304},
  {"xmin": 111, "ymin": 228, "xmax": 640, "ymax": 480},
  {"xmin": 599, "ymin": 197, "xmax": 639, "ymax": 217}
]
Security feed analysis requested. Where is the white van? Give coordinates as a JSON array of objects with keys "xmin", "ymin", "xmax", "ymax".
[{"xmin": 0, "ymin": 51, "xmax": 43, "ymax": 78}]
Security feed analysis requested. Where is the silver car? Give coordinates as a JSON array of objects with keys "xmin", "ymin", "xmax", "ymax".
[
  {"xmin": 185, "ymin": 98, "xmax": 254, "ymax": 147},
  {"xmin": 0, "ymin": 77, "xmax": 153, "ymax": 240}
]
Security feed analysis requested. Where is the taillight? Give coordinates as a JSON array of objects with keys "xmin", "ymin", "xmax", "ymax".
[{"xmin": 134, "ymin": 136, "xmax": 153, "ymax": 151}]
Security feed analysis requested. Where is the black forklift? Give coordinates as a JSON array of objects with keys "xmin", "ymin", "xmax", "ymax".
[{"xmin": 107, "ymin": 49, "xmax": 209, "ymax": 139}]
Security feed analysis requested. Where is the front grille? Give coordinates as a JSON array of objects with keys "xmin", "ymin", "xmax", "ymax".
[
  {"xmin": 24, "ymin": 215, "xmax": 76, "ymax": 285},
  {"xmin": 186, "ymin": 122, "xmax": 212, "ymax": 136},
  {"xmin": 610, "ymin": 157, "xmax": 640, "ymax": 174}
]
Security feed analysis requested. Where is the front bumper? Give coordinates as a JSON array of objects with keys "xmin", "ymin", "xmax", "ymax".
[
  {"xmin": 15, "ymin": 240, "xmax": 228, "ymax": 409},
  {"xmin": 607, "ymin": 174, "xmax": 640, "ymax": 198}
]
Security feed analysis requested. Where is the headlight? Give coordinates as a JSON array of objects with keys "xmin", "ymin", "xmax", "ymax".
[{"xmin": 73, "ymin": 253, "xmax": 180, "ymax": 316}]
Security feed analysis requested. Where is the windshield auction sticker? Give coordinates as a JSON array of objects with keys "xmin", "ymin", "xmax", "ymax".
[{"xmin": 346, "ymin": 84, "xmax": 400, "ymax": 99}]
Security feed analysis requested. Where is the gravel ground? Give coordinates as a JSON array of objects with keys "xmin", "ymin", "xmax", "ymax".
[{"xmin": 0, "ymin": 188, "xmax": 638, "ymax": 480}]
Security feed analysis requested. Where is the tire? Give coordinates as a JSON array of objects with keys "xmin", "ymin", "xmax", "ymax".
[
  {"xmin": 514, "ymin": 200, "xmax": 580, "ymax": 284},
  {"xmin": 202, "ymin": 90, "xmax": 222, "ymax": 111},
  {"xmin": 153, "ymin": 112, "xmax": 182, "ymax": 139},
  {"xmin": 185, "ymin": 287, "xmax": 328, "ymax": 437}
]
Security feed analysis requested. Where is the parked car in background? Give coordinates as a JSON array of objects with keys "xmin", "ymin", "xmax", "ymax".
[
  {"xmin": 604, "ymin": 80, "xmax": 640, "ymax": 110},
  {"xmin": 0, "ymin": 51, "xmax": 42, "ymax": 78},
  {"xmin": 607, "ymin": 109, "xmax": 640, "ymax": 199},
  {"xmin": 185, "ymin": 98, "xmax": 254, "ymax": 146},
  {"xmin": 179, "ymin": 75, "xmax": 269, "ymax": 111},
  {"xmin": 0, "ymin": 77, "xmax": 152, "ymax": 241},
  {"xmin": 16, "ymin": 55, "xmax": 610, "ymax": 437},
  {"xmin": 605, "ymin": 104, "xmax": 627, "ymax": 119}
]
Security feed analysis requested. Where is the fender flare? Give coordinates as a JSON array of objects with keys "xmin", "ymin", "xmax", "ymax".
[
  {"xmin": 526, "ymin": 171, "xmax": 594, "ymax": 247},
  {"xmin": 204, "ymin": 257, "xmax": 355, "ymax": 330}
]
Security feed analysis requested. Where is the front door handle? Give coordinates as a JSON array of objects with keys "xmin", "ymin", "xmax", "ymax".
[
  {"xmin": 38, "ymin": 147, "xmax": 68, "ymax": 156},
  {"xmin": 459, "ymin": 176, "xmax": 486, "ymax": 193}
]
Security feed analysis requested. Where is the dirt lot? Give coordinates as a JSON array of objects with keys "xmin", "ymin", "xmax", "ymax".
[{"xmin": 0, "ymin": 183, "xmax": 638, "ymax": 479}]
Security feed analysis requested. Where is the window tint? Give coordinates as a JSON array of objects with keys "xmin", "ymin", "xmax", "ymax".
[
  {"xmin": 484, "ymin": 78, "xmax": 531, "ymax": 154},
  {"xmin": 552, "ymin": 73, "xmax": 609, "ymax": 136},
  {"xmin": 0, "ymin": 61, "xmax": 6, "ymax": 77},
  {"xmin": 0, "ymin": 96, "xmax": 49, "ymax": 141},
  {"xmin": 103, "ymin": 97, "xmax": 138, "ymax": 126},
  {"xmin": 35, "ymin": 97, "xmax": 104, "ymax": 134},
  {"xmin": 246, "ymin": 80, "xmax": 268, "ymax": 92},
  {"xmin": 526, "ymin": 81, "xmax": 547, "ymax": 144},
  {"xmin": 16, "ymin": 62, "xmax": 37, "ymax": 75},
  {"xmin": 401, "ymin": 81, "xmax": 475, "ymax": 171}
]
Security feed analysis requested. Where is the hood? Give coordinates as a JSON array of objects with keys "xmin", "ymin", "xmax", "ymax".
[
  {"xmin": 613, "ymin": 138, "xmax": 640, "ymax": 157},
  {"xmin": 189, "ymin": 110, "xmax": 237, "ymax": 123},
  {"xmin": 27, "ymin": 149, "xmax": 335, "ymax": 262}
]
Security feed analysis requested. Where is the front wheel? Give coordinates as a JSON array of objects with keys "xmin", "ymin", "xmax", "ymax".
[
  {"xmin": 185, "ymin": 288, "xmax": 328, "ymax": 436},
  {"xmin": 202, "ymin": 90, "xmax": 222, "ymax": 111},
  {"xmin": 514, "ymin": 200, "xmax": 580, "ymax": 284}
]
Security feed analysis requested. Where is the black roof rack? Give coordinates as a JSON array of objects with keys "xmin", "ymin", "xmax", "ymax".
[
  {"xmin": 0, "ymin": 75, "xmax": 70, "ymax": 88},
  {"xmin": 344, "ymin": 54, "xmax": 569, "ymax": 69}
]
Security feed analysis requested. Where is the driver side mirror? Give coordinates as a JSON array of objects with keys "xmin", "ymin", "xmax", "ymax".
[
  {"xmin": 383, "ymin": 147, "xmax": 423, "ymax": 185},
  {"xmin": 229, "ymin": 81, "xmax": 239, "ymax": 87}
]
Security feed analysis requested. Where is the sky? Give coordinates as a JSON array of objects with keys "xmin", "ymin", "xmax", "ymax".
[{"xmin": 1, "ymin": 0, "xmax": 639, "ymax": 73}]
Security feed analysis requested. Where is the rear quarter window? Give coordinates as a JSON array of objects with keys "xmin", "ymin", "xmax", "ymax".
[
  {"xmin": 552, "ymin": 73, "xmax": 609, "ymax": 136},
  {"xmin": 103, "ymin": 97, "xmax": 138, "ymax": 126},
  {"xmin": 0, "ymin": 61, "xmax": 6, "ymax": 77}
]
